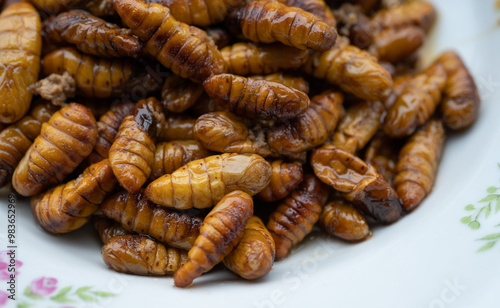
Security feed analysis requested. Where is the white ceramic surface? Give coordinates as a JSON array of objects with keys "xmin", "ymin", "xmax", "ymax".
[{"xmin": 1, "ymin": 1, "xmax": 500, "ymax": 307}]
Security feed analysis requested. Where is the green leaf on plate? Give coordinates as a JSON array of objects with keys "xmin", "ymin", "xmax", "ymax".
[
  {"xmin": 17, "ymin": 303, "xmax": 33, "ymax": 308},
  {"xmin": 496, "ymin": 198, "xmax": 500, "ymax": 213},
  {"xmin": 51, "ymin": 286, "xmax": 75, "ymax": 304},
  {"xmin": 461, "ymin": 216, "xmax": 472, "ymax": 224},
  {"xmin": 485, "ymin": 203, "xmax": 492, "ymax": 218},
  {"xmin": 478, "ymin": 195, "xmax": 499, "ymax": 202},
  {"xmin": 465, "ymin": 204, "xmax": 475, "ymax": 211},
  {"xmin": 76, "ymin": 286, "xmax": 93, "ymax": 293},
  {"xmin": 469, "ymin": 221, "xmax": 481, "ymax": 229},
  {"xmin": 478, "ymin": 233, "xmax": 500, "ymax": 240},
  {"xmin": 23, "ymin": 286, "xmax": 43, "ymax": 300},
  {"xmin": 50, "ymin": 296, "xmax": 75, "ymax": 304},
  {"xmin": 487, "ymin": 186, "xmax": 498, "ymax": 193},
  {"xmin": 77, "ymin": 292, "xmax": 98, "ymax": 302},
  {"xmin": 93, "ymin": 291, "xmax": 116, "ymax": 297},
  {"xmin": 477, "ymin": 241, "xmax": 496, "ymax": 252},
  {"xmin": 53, "ymin": 286, "xmax": 72, "ymax": 297}
]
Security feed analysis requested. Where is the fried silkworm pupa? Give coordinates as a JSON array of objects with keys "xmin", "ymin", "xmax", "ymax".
[
  {"xmin": 93, "ymin": 216, "xmax": 130, "ymax": 243},
  {"xmin": 203, "ymin": 74, "xmax": 310, "ymax": 120},
  {"xmin": 145, "ymin": 153, "xmax": 272, "ymax": 209},
  {"xmin": 276, "ymin": 0, "xmax": 336, "ymax": 27},
  {"xmin": 102, "ymin": 235, "xmax": 189, "ymax": 276},
  {"xmin": 31, "ymin": 159, "xmax": 117, "ymax": 233},
  {"xmin": 221, "ymin": 42, "xmax": 309, "ymax": 76},
  {"xmin": 370, "ymin": 0, "xmax": 436, "ymax": 33},
  {"xmin": 223, "ymin": 216, "xmax": 275, "ymax": 280},
  {"xmin": 114, "ymin": 0, "xmax": 225, "ymax": 83},
  {"xmin": 319, "ymin": 198, "xmax": 370, "ymax": 241},
  {"xmin": 101, "ymin": 190, "xmax": 202, "ymax": 250},
  {"xmin": 311, "ymin": 147, "xmax": 402, "ymax": 224},
  {"xmin": 326, "ymin": 100, "xmax": 384, "ymax": 154},
  {"xmin": 437, "ymin": 51, "xmax": 480, "ymax": 130},
  {"xmin": 150, "ymin": 140, "xmax": 213, "ymax": 181},
  {"xmin": 302, "ymin": 37, "xmax": 393, "ymax": 101},
  {"xmin": 0, "ymin": 2, "xmax": 41, "ymax": 124},
  {"xmin": 87, "ymin": 101, "xmax": 135, "ymax": 165},
  {"xmin": 256, "ymin": 160, "xmax": 304, "ymax": 202},
  {"xmin": 109, "ymin": 97, "xmax": 165, "ymax": 193},
  {"xmin": 42, "ymin": 10, "xmax": 143, "ymax": 58},
  {"xmin": 393, "ymin": 119, "xmax": 445, "ymax": 211},
  {"xmin": 158, "ymin": 114, "xmax": 196, "ymax": 141},
  {"xmin": 41, "ymin": 19, "xmax": 66, "ymax": 57},
  {"xmin": 226, "ymin": 1, "xmax": 336, "ymax": 51},
  {"xmin": 193, "ymin": 112, "xmax": 273, "ymax": 157},
  {"xmin": 149, "ymin": 0, "xmax": 245, "ymax": 27},
  {"xmin": 369, "ymin": 26, "xmax": 425, "ymax": 63},
  {"xmin": 383, "ymin": 62, "xmax": 447, "ymax": 138},
  {"xmin": 205, "ymin": 27, "xmax": 232, "ymax": 49},
  {"xmin": 29, "ymin": 0, "xmax": 83, "ymax": 14},
  {"xmin": 0, "ymin": 100, "xmax": 58, "ymax": 188},
  {"xmin": 267, "ymin": 174, "xmax": 329, "ymax": 260},
  {"xmin": 364, "ymin": 133, "xmax": 401, "ymax": 185},
  {"xmin": 348, "ymin": 1, "xmax": 432, "ymax": 56},
  {"xmin": 174, "ymin": 190, "xmax": 253, "ymax": 287},
  {"xmin": 161, "ymin": 74, "xmax": 205, "ymax": 113},
  {"xmin": 266, "ymin": 90, "xmax": 344, "ymax": 156},
  {"xmin": 12, "ymin": 103, "xmax": 97, "ymax": 197},
  {"xmin": 250, "ymin": 73, "xmax": 310, "ymax": 94},
  {"xmin": 42, "ymin": 48, "xmax": 161, "ymax": 98},
  {"xmin": 384, "ymin": 74, "xmax": 412, "ymax": 109}
]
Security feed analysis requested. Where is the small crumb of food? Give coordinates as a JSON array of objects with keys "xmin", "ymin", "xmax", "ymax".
[{"xmin": 28, "ymin": 72, "xmax": 76, "ymax": 107}]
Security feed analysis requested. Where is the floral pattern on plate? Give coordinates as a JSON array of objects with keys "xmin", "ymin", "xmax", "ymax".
[
  {"xmin": 461, "ymin": 164, "xmax": 500, "ymax": 252},
  {"xmin": 18, "ymin": 278, "xmax": 116, "ymax": 308},
  {"xmin": 0, "ymin": 250, "xmax": 115, "ymax": 308}
]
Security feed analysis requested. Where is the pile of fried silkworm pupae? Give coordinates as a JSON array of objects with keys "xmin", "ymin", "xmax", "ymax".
[{"xmin": 0, "ymin": 0, "xmax": 480, "ymax": 287}]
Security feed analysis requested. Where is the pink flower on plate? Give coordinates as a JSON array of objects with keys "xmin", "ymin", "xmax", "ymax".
[
  {"xmin": 0, "ymin": 250, "xmax": 22, "ymax": 281},
  {"xmin": 0, "ymin": 291, "xmax": 8, "ymax": 307},
  {"xmin": 30, "ymin": 277, "xmax": 58, "ymax": 297}
]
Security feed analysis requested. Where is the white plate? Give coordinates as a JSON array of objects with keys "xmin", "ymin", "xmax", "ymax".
[{"xmin": 1, "ymin": 1, "xmax": 500, "ymax": 307}]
